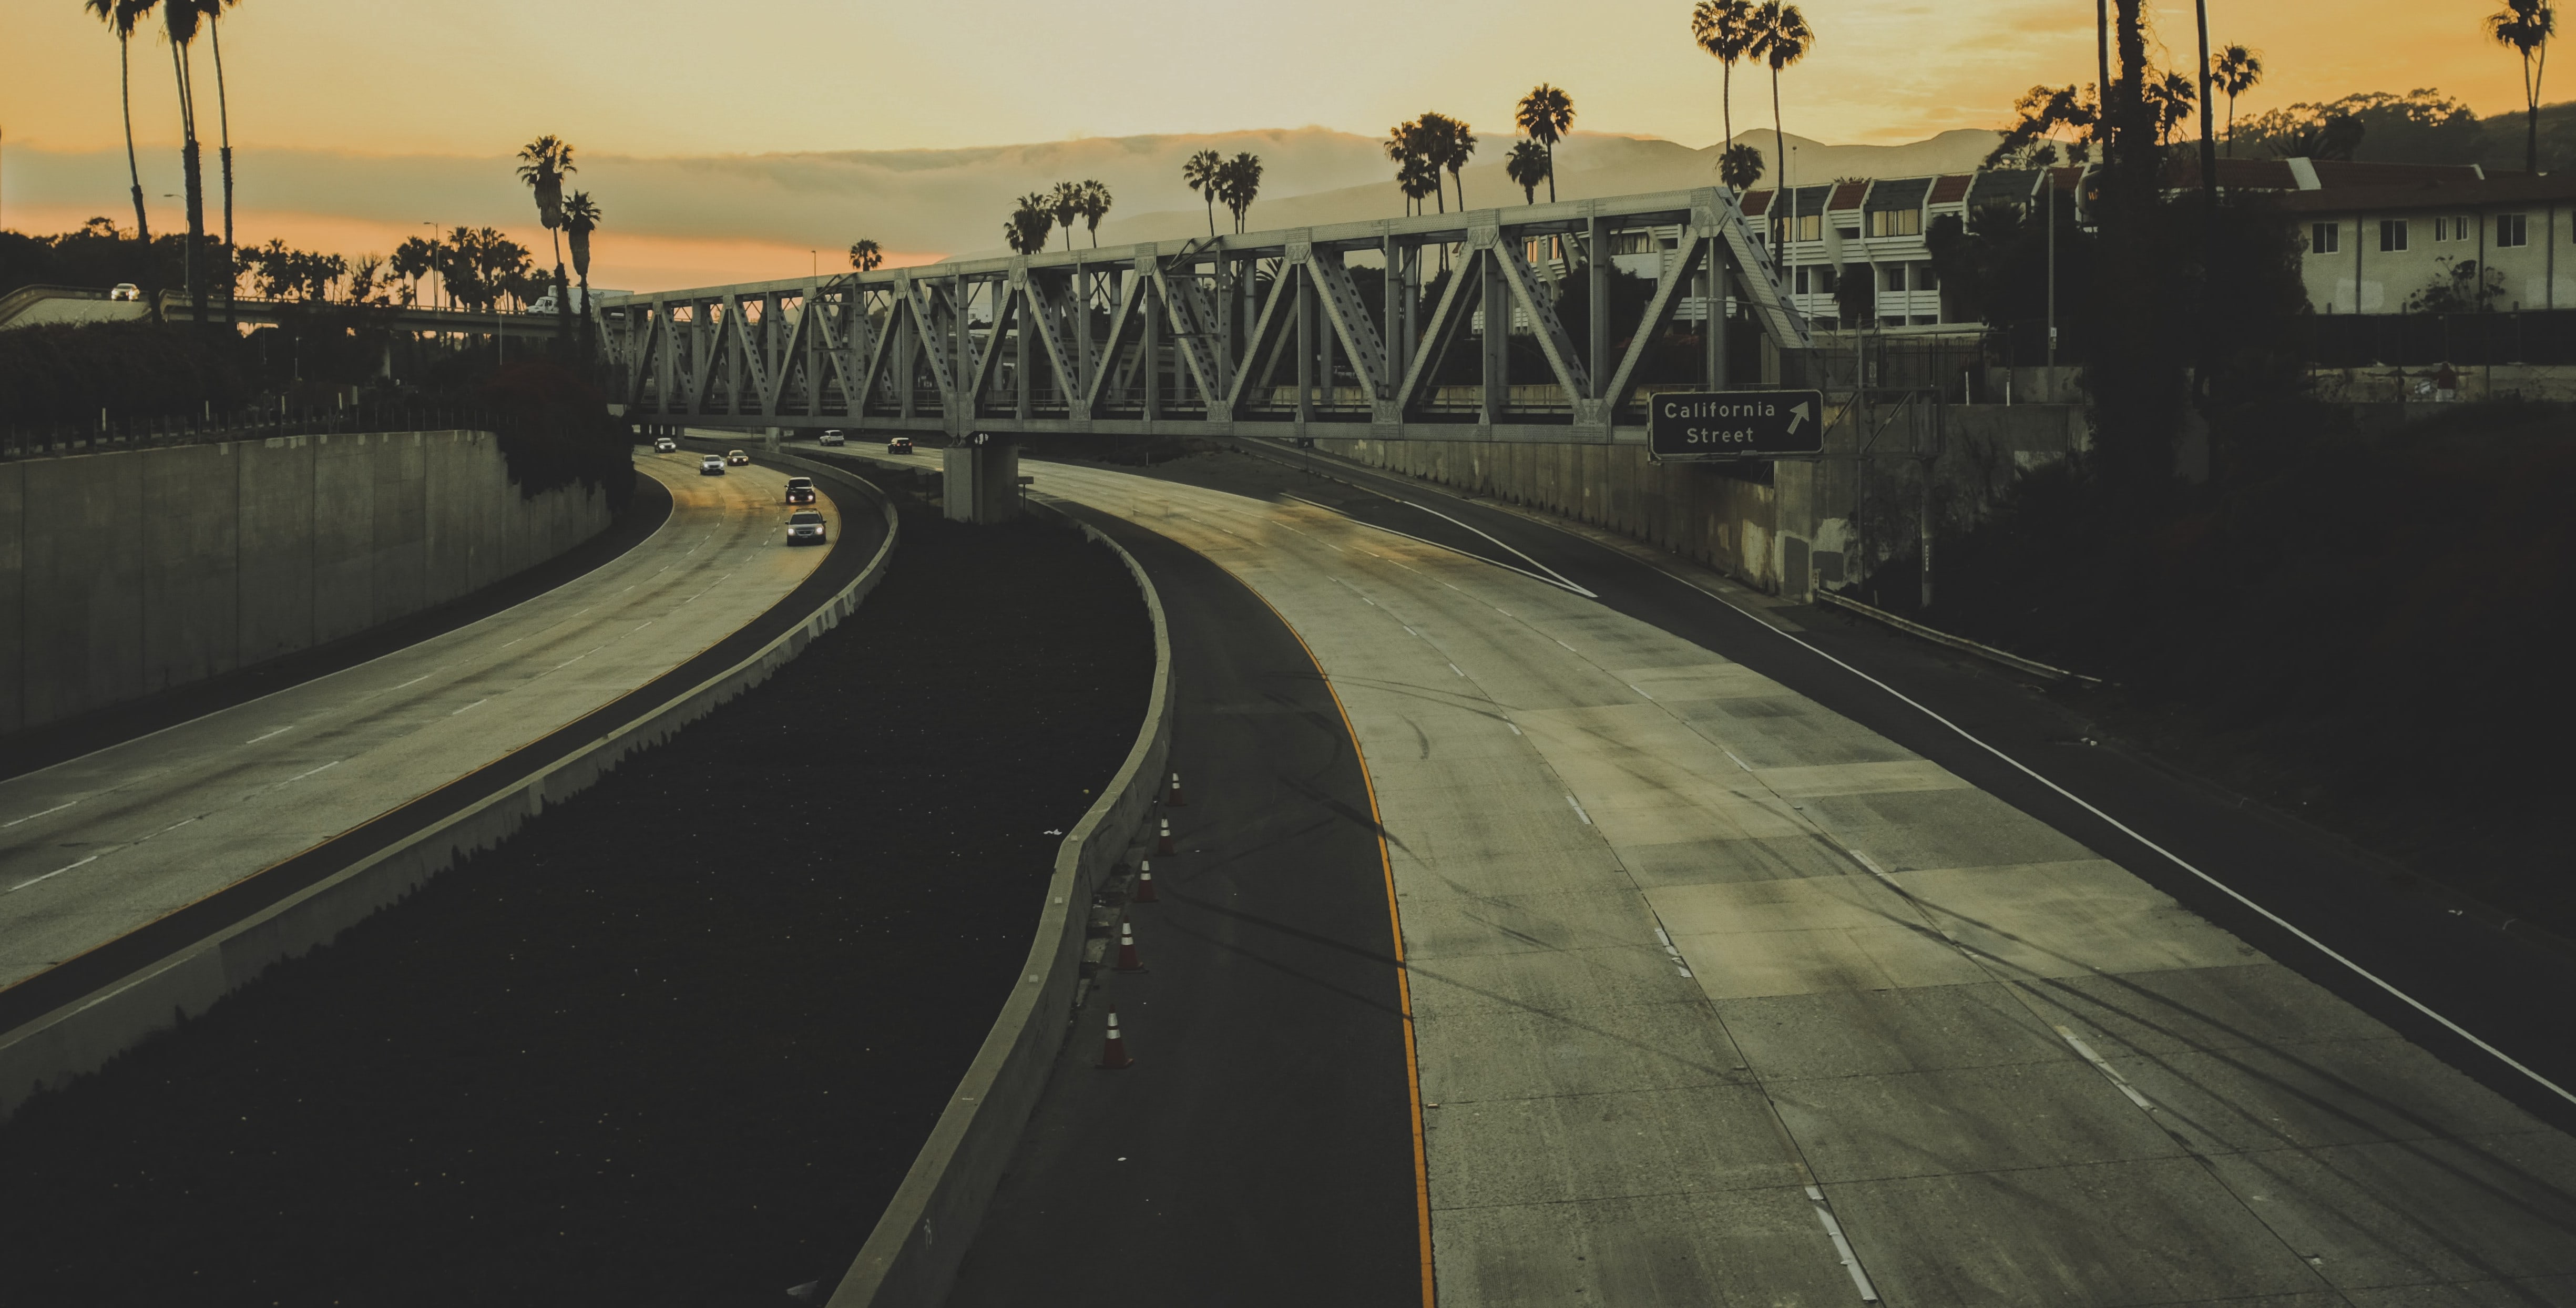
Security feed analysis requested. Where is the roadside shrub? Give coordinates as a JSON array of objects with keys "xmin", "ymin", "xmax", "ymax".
[{"xmin": 478, "ymin": 361, "xmax": 635, "ymax": 511}]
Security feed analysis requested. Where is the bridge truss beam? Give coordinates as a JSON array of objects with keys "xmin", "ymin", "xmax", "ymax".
[{"xmin": 605, "ymin": 187, "xmax": 1810, "ymax": 445}]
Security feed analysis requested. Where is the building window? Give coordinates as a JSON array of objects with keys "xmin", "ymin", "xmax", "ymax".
[
  {"xmin": 2311, "ymin": 222, "xmax": 2340, "ymax": 254},
  {"xmin": 1835, "ymin": 225, "xmax": 1859, "ymax": 241},
  {"xmin": 1867, "ymin": 209, "xmax": 1923, "ymax": 237},
  {"xmin": 2379, "ymin": 219, "xmax": 2409, "ymax": 252},
  {"xmin": 1794, "ymin": 265, "xmax": 1839, "ymax": 295},
  {"xmin": 1792, "ymin": 213, "xmax": 1824, "ymax": 241},
  {"xmin": 1883, "ymin": 264, "xmax": 1907, "ymax": 292},
  {"xmin": 2498, "ymin": 213, "xmax": 2530, "ymax": 248},
  {"xmin": 1915, "ymin": 263, "xmax": 1939, "ymax": 290},
  {"xmin": 1608, "ymin": 230, "xmax": 1657, "ymax": 256}
]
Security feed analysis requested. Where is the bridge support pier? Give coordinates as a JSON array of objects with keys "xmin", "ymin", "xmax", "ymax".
[{"xmin": 942, "ymin": 439, "xmax": 1022, "ymax": 523}]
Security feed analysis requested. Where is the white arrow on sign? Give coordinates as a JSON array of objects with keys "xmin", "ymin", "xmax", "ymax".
[{"xmin": 1787, "ymin": 401, "xmax": 1811, "ymax": 435}]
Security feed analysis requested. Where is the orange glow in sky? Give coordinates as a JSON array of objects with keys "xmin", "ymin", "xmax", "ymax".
[{"xmin": 1, "ymin": 0, "xmax": 2549, "ymax": 285}]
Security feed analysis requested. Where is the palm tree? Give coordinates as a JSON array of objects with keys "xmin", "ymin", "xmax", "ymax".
[
  {"xmin": 1414, "ymin": 112, "xmax": 1474, "ymax": 211},
  {"xmin": 2144, "ymin": 69, "xmax": 2195, "ymax": 146},
  {"xmin": 1009, "ymin": 192, "xmax": 1056, "ymax": 252},
  {"xmin": 81, "ymin": 1, "xmax": 153, "ymax": 264},
  {"xmin": 1400, "ymin": 154, "xmax": 1443, "ymax": 217},
  {"xmin": 516, "ymin": 135, "xmax": 575, "ymax": 340},
  {"xmin": 1182, "ymin": 148, "xmax": 1223, "ymax": 238},
  {"xmin": 1217, "ymin": 153, "xmax": 1263, "ymax": 233},
  {"xmin": 1384, "ymin": 120, "xmax": 1425, "ymax": 214},
  {"xmin": 1505, "ymin": 139, "xmax": 1551, "ymax": 204},
  {"xmin": 2488, "ymin": 0, "xmax": 2558, "ymax": 173},
  {"xmin": 1046, "ymin": 180, "xmax": 1083, "ymax": 252},
  {"xmin": 1749, "ymin": 2, "xmax": 1813, "ymax": 232},
  {"xmin": 848, "ymin": 238, "xmax": 883, "ymax": 272},
  {"xmin": 1076, "ymin": 179, "xmax": 1112, "ymax": 247},
  {"xmin": 1515, "ymin": 84, "xmax": 1575, "ymax": 202},
  {"xmin": 2212, "ymin": 44, "xmax": 2263, "ymax": 155},
  {"xmin": 1691, "ymin": 0, "xmax": 1758, "ymax": 153},
  {"xmin": 159, "ymin": 0, "xmax": 213, "ymax": 327},
  {"xmin": 1718, "ymin": 141, "xmax": 1765, "ymax": 191},
  {"xmin": 187, "ymin": 0, "xmax": 240, "ymax": 320}
]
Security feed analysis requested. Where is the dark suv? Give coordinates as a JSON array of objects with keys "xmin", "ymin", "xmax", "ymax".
[{"xmin": 784, "ymin": 476, "xmax": 818, "ymax": 506}]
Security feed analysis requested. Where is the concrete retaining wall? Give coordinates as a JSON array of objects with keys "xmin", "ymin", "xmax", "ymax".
[
  {"xmin": 0, "ymin": 430, "xmax": 612, "ymax": 734},
  {"xmin": 0, "ymin": 468, "xmax": 900, "ymax": 1122},
  {"xmin": 828, "ymin": 499, "xmax": 1173, "ymax": 1308},
  {"xmin": 1317, "ymin": 436, "xmax": 1785, "ymax": 590},
  {"xmin": 1321, "ymin": 401, "xmax": 2090, "ymax": 601}
]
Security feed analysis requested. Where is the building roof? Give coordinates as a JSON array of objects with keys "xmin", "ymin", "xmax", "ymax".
[
  {"xmin": 2160, "ymin": 156, "xmax": 2302, "ymax": 190},
  {"xmin": 1927, "ymin": 174, "xmax": 1975, "ymax": 206},
  {"xmin": 1740, "ymin": 189, "xmax": 1773, "ymax": 217},
  {"xmin": 1828, "ymin": 180, "xmax": 1871, "ymax": 211},
  {"xmin": 1867, "ymin": 176, "xmax": 1932, "ymax": 211},
  {"xmin": 2275, "ymin": 171, "xmax": 2576, "ymax": 212},
  {"xmin": 1967, "ymin": 170, "xmax": 2040, "ymax": 208},
  {"xmin": 2307, "ymin": 159, "xmax": 2485, "ymax": 188}
]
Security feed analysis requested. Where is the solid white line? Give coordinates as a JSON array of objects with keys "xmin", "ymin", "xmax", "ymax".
[
  {"xmin": 1565, "ymin": 794, "xmax": 1592, "ymax": 825},
  {"xmin": 2, "ymin": 801, "xmax": 78, "ymax": 828},
  {"xmin": 1394, "ymin": 495, "xmax": 1600, "ymax": 598},
  {"xmin": 1647, "ymin": 560, "xmax": 2576, "ymax": 1107},
  {"xmin": 1286, "ymin": 494, "xmax": 1590, "ymax": 596},
  {"xmin": 11, "ymin": 855, "xmax": 97, "ymax": 892},
  {"xmin": 245, "ymin": 726, "xmax": 292, "ymax": 744}
]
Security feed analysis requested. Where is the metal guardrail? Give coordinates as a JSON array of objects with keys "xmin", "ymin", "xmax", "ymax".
[{"xmin": 1, "ymin": 406, "xmax": 501, "ymax": 462}]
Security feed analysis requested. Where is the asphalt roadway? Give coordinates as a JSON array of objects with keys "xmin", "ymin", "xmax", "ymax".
[
  {"xmin": 0, "ymin": 451, "xmax": 832, "ymax": 1002},
  {"xmin": 956, "ymin": 447, "xmax": 2576, "ymax": 1308},
  {"xmin": 944, "ymin": 505, "xmax": 1425, "ymax": 1305}
]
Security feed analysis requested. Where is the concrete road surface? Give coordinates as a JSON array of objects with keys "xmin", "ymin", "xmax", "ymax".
[
  {"xmin": 1032, "ymin": 459, "xmax": 2576, "ymax": 1308},
  {"xmin": 0, "ymin": 452, "xmax": 831, "ymax": 993}
]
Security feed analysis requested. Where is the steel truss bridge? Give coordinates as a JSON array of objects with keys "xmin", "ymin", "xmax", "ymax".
[{"xmin": 606, "ymin": 188, "xmax": 1813, "ymax": 446}]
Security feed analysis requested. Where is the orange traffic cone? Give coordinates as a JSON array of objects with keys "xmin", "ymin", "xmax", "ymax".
[
  {"xmin": 1157, "ymin": 818, "xmax": 1174, "ymax": 856},
  {"xmin": 1168, "ymin": 771, "xmax": 1187, "ymax": 806},
  {"xmin": 1115, "ymin": 920, "xmax": 1145, "ymax": 972},
  {"xmin": 1099, "ymin": 1007, "xmax": 1135, "ymax": 1069},
  {"xmin": 1133, "ymin": 860, "xmax": 1158, "ymax": 903}
]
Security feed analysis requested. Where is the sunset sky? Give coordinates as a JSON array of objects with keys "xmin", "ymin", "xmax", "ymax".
[{"xmin": 0, "ymin": 0, "xmax": 2548, "ymax": 288}]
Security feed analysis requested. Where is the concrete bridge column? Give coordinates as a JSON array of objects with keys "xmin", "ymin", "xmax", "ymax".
[{"xmin": 942, "ymin": 436, "xmax": 1021, "ymax": 523}]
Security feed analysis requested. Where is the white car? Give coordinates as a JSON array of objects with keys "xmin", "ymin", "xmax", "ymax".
[
  {"xmin": 653, "ymin": 436, "xmax": 678, "ymax": 452},
  {"xmin": 109, "ymin": 282, "xmax": 142, "ymax": 302},
  {"xmin": 725, "ymin": 449, "xmax": 751, "ymax": 466},
  {"xmin": 700, "ymin": 455, "xmax": 725, "ymax": 476},
  {"xmin": 817, "ymin": 430, "xmax": 845, "ymax": 446},
  {"xmin": 785, "ymin": 508, "xmax": 827, "ymax": 546}
]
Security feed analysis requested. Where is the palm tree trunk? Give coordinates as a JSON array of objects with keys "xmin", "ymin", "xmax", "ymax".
[
  {"xmin": 1723, "ymin": 64, "xmax": 1734, "ymax": 152},
  {"xmin": 1546, "ymin": 143, "xmax": 1557, "ymax": 203},
  {"xmin": 116, "ymin": 33, "xmax": 155, "ymax": 315},
  {"xmin": 2528, "ymin": 49, "xmax": 2543, "ymax": 174},
  {"xmin": 211, "ymin": 17, "xmax": 236, "ymax": 327},
  {"xmin": 171, "ymin": 39, "xmax": 209, "ymax": 335},
  {"xmin": 1205, "ymin": 196, "xmax": 1216, "ymax": 238}
]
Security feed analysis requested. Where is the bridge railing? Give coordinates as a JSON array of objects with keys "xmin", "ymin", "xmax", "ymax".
[
  {"xmin": 604, "ymin": 186, "xmax": 1815, "ymax": 445},
  {"xmin": 1, "ymin": 404, "xmax": 500, "ymax": 463}
]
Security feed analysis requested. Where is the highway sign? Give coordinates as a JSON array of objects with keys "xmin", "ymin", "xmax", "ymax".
[{"xmin": 1647, "ymin": 390, "xmax": 1827, "ymax": 460}]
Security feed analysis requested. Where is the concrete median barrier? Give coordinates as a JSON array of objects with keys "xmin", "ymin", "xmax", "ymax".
[{"xmin": 825, "ymin": 495, "xmax": 1172, "ymax": 1308}]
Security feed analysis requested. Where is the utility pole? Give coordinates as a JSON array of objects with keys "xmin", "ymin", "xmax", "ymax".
[{"xmin": 2047, "ymin": 176, "xmax": 2058, "ymax": 390}]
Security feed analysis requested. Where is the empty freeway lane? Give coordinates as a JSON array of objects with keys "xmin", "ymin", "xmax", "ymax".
[
  {"xmin": 1011, "ymin": 454, "xmax": 2576, "ymax": 1308},
  {"xmin": 0, "ymin": 452, "xmax": 857, "ymax": 1067}
]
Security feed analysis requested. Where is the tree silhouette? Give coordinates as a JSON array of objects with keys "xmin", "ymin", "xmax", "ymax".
[
  {"xmin": 2488, "ymin": 0, "xmax": 2558, "ymax": 172},
  {"xmin": 1048, "ymin": 181, "xmax": 1085, "ymax": 252},
  {"xmin": 1691, "ymin": 0, "xmax": 1759, "ymax": 152},
  {"xmin": 1506, "ymin": 140, "xmax": 1551, "ymax": 204},
  {"xmin": 1217, "ymin": 153, "xmax": 1263, "ymax": 232},
  {"xmin": 1718, "ymin": 141, "xmax": 1765, "ymax": 191},
  {"xmin": 80, "ymin": 1, "xmax": 155, "ymax": 267},
  {"xmin": 1515, "ymin": 84, "xmax": 1575, "ymax": 202},
  {"xmin": 1749, "ymin": 1, "xmax": 1813, "ymax": 230},
  {"xmin": 2213, "ymin": 45, "xmax": 2263, "ymax": 155},
  {"xmin": 1076, "ymin": 179, "xmax": 1112, "ymax": 247},
  {"xmin": 847, "ymin": 238, "xmax": 883, "ymax": 272},
  {"xmin": 1182, "ymin": 149, "xmax": 1223, "ymax": 238}
]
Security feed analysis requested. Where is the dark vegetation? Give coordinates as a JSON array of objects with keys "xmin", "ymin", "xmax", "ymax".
[
  {"xmin": 483, "ymin": 361, "xmax": 639, "ymax": 509},
  {"xmin": 0, "ymin": 503, "xmax": 1154, "ymax": 1306},
  {"xmin": 1886, "ymin": 30, "xmax": 2575, "ymax": 931},
  {"xmin": 1933, "ymin": 402, "xmax": 2576, "ymax": 932},
  {"xmin": 2231, "ymin": 89, "xmax": 2576, "ymax": 173}
]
